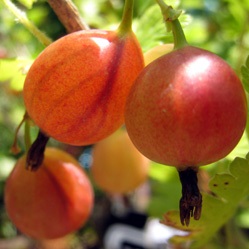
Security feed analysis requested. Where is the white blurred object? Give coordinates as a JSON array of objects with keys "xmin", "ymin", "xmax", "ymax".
[{"xmin": 104, "ymin": 218, "xmax": 188, "ymax": 249}]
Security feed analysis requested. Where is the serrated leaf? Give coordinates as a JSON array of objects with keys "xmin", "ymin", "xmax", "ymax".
[
  {"xmin": 0, "ymin": 58, "xmax": 32, "ymax": 91},
  {"xmin": 148, "ymin": 132, "xmax": 249, "ymax": 220},
  {"xmin": 161, "ymin": 156, "xmax": 249, "ymax": 248}
]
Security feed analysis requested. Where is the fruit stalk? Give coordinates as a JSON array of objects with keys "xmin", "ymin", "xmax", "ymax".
[
  {"xmin": 117, "ymin": 0, "xmax": 134, "ymax": 36},
  {"xmin": 24, "ymin": 117, "xmax": 32, "ymax": 151},
  {"xmin": 178, "ymin": 168, "xmax": 202, "ymax": 226},
  {"xmin": 156, "ymin": 0, "xmax": 188, "ymax": 49},
  {"xmin": 10, "ymin": 113, "xmax": 26, "ymax": 155}
]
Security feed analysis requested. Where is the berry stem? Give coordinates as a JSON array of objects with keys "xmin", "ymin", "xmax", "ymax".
[
  {"xmin": 117, "ymin": 0, "xmax": 134, "ymax": 36},
  {"xmin": 47, "ymin": 0, "xmax": 89, "ymax": 33},
  {"xmin": 156, "ymin": 0, "xmax": 188, "ymax": 49},
  {"xmin": 10, "ymin": 113, "xmax": 25, "ymax": 154},
  {"xmin": 178, "ymin": 167, "xmax": 202, "ymax": 226},
  {"xmin": 26, "ymin": 130, "xmax": 49, "ymax": 171},
  {"xmin": 171, "ymin": 19, "xmax": 188, "ymax": 50},
  {"xmin": 24, "ymin": 115, "xmax": 32, "ymax": 151}
]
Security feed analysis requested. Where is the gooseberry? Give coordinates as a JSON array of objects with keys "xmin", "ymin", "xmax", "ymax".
[
  {"xmin": 4, "ymin": 147, "xmax": 94, "ymax": 239},
  {"xmin": 23, "ymin": 0, "xmax": 144, "ymax": 146},
  {"xmin": 125, "ymin": 45, "xmax": 247, "ymax": 168},
  {"xmin": 90, "ymin": 129, "xmax": 150, "ymax": 194},
  {"xmin": 125, "ymin": 0, "xmax": 247, "ymax": 226}
]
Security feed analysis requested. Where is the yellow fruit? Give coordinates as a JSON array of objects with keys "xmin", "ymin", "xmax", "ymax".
[
  {"xmin": 90, "ymin": 129, "xmax": 150, "ymax": 194},
  {"xmin": 144, "ymin": 44, "xmax": 174, "ymax": 65}
]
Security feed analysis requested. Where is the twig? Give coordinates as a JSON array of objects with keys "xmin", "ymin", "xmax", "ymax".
[
  {"xmin": 47, "ymin": 0, "xmax": 89, "ymax": 32},
  {"xmin": 2, "ymin": 0, "xmax": 52, "ymax": 46}
]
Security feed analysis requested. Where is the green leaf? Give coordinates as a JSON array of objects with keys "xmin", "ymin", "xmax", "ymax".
[
  {"xmin": 0, "ymin": 156, "xmax": 15, "ymax": 180},
  {"xmin": 226, "ymin": 132, "xmax": 249, "ymax": 161},
  {"xmin": 148, "ymin": 132, "xmax": 249, "ymax": 219},
  {"xmin": 134, "ymin": 3, "xmax": 191, "ymax": 52},
  {"xmin": 148, "ymin": 163, "xmax": 181, "ymax": 217},
  {"xmin": 245, "ymin": 54, "xmax": 249, "ymax": 68},
  {"xmin": 161, "ymin": 156, "xmax": 249, "ymax": 248},
  {"xmin": 0, "ymin": 58, "xmax": 32, "ymax": 91},
  {"xmin": 18, "ymin": 0, "xmax": 37, "ymax": 9},
  {"xmin": 241, "ymin": 55, "xmax": 249, "ymax": 93}
]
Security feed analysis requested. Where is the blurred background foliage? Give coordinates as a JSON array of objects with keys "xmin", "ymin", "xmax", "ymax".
[{"xmin": 1, "ymin": 0, "xmax": 249, "ymax": 248}]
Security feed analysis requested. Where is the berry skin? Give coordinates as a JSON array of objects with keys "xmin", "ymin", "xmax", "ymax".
[
  {"xmin": 125, "ymin": 45, "xmax": 247, "ymax": 168},
  {"xmin": 4, "ymin": 147, "xmax": 94, "ymax": 239},
  {"xmin": 125, "ymin": 45, "xmax": 247, "ymax": 226},
  {"xmin": 90, "ymin": 129, "xmax": 150, "ymax": 194},
  {"xmin": 23, "ymin": 29, "xmax": 144, "ymax": 145}
]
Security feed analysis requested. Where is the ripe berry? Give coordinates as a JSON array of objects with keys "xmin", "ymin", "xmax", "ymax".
[
  {"xmin": 125, "ymin": 0, "xmax": 247, "ymax": 226},
  {"xmin": 125, "ymin": 45, "xmax": 247, "ymax": 168},
  {"xmin": 23, "ymin": 0, "xmax": 144, "ymax": 146},
  {"xmin": 4, "ymin": 147, "xmax": 94, "ymax": 239}
]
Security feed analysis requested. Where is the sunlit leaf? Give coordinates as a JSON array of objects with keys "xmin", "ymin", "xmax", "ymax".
[
  {"xmin": 134, "ymin": 3, "xmax": 191, "ymax": 53},
  {"xmin": 161, "ymin": 156, "xmax": 249, "ymax": 248},
  {"xmin": 148, "ymin": 163, "xmax": 181, "ymax": 217},
  {"xmin": 18, "ymin": 0, "xmax": 37, "ymax": 9},
  {"xmin": 0, "ymin": 58, "xmax": 32, "ymax": 91},
  {"xmin": 0, "ymin": 156, "xmax": 15, "ymax": 180},
  {"xmin": 226, "ymin": 132, "xmax": 249, "ymax": 161},
  {"xmin": 226, "ymin": 0, "xmax": 246, "ymax": 29}
]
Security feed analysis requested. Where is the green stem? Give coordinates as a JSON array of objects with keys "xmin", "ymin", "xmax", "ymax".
[
  {"xmin": 117, "ymin": 0, "xmax": 134, "ymax": 36},
  {"xmin": 171, "ymin": 19, "xmax": 188, "ymax": 50},
  {"xmin": 10, "ymin": 114, "xmax": 25, "ymax": 154},
  {"xmin": 155, "ymin": 0, "xmax": 188, "ymax": 49},
  {"xmin": 24, "ymin": 115, "xmax": 32, "ymax": 152},
  {"xmin": 2, "ymin": 0, "xmax": 52, "ymax": 46},
  {"xmin": 10, "ymin": 111, "xmax": 32, "ymax": 154}
]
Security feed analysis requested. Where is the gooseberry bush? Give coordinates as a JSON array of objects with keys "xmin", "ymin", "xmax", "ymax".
[{"xmin": 1, "ymin": 0, "xmax": 249, "ymax": 248}]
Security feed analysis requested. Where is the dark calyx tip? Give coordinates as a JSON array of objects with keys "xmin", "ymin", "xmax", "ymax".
[
  {"xmin": 178, "ymin": 167, "xmax": 202, "ymax": 226},
  {"xmin": 26, "ymin": 130, "xmax": 49, "ymax": 171}
]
